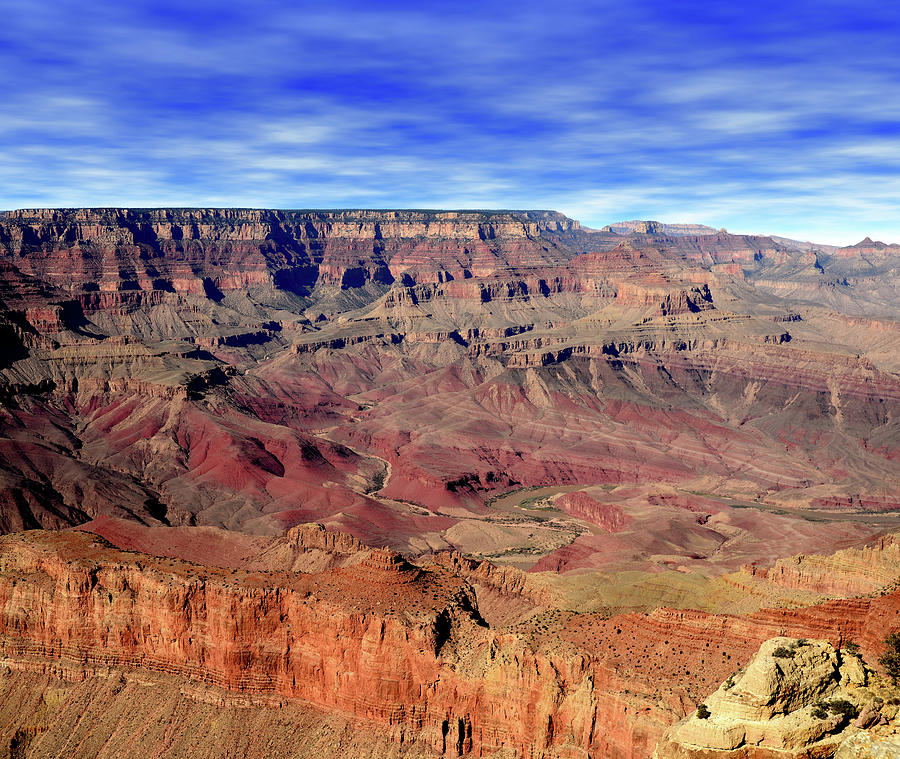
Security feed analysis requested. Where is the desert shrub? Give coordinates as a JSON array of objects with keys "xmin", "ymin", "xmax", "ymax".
[
  {"xmin": 826, "ymin": 699, "xmax": 858, "ymax": 719},
  {"xmin": 772, "ymin": 646, "xmax": 794, "ymax": 658},
  {"xmin": 696, "ymin": 704, "xmax": 711, "ymax": 720},
  {"xmin": 811, "ymin": 706, "xmax": 828, "ymax": 719},
  {"xmin": 844, "ymin": 641, "xmax": 861, "ymax": 656},
  {"xmin": 879, "ymin": 631, "xmax": 900, "ymax": 683}
]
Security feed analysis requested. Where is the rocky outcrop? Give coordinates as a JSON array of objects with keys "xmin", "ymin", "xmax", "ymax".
[
  {"xmin": 834, "ymin": 731, "xmax": 900, "ymax": 758},
  {"xmin": 654, "ymin": 637, "xmax": 898, "ymax": 759},
  {"xmin": 742, "ymin": 535, "xmax": 900, "ymax": 597},
  {"xmin": 555, "ymin": 492, "xmax": 632, "ymax": 532},
  {"xmin": 615, "ymin": 282, "xmax": 714, "ymax": 315},
  {"xmin": 434, "ymin": 550, "xmax": 553, "ymax": 606},
  {"xmin": 244, "ymin": 522, "xmax": 371, "ymax": 573}
]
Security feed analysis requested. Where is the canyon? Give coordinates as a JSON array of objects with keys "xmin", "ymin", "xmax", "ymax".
[{"xmin": 0, "ymin": 208, "xmax": 898, "ymax": 758}]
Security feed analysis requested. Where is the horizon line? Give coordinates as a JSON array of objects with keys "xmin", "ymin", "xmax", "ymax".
[{"xmin": 0, "ymin": 205, "xmax": 890, "ymax": 248}]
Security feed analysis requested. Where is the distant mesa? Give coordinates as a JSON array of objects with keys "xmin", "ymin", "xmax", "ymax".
[{"xmin": 602, "ymin": 219, "xmax": 722, "ymax": 236}]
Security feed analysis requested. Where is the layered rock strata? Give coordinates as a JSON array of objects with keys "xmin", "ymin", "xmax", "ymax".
[
  {"xmin": 0, "ymin": 208, "xmax": 585, "ymax": 298},
  {"xmin": 1, "ymin": 209, "xmax": 898, "ymax": 542},
  {"xmin": 0, "ymin": 530, "xmax": 671, "ymax": 759},
  {"xmin": 6, "ymin": 527, "xmax": 900, "ymax": 759},
  {"xmin": 742, "ymin": 535, "xmax": 900, "ymax": 597}
]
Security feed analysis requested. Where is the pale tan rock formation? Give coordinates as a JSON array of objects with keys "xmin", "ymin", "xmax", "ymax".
[
  {"xmin": 835, "ymin": 731, "xmax": 900, "ymax": 759},
  {"xmin": 653, "ymin": 637, "xmax": 899, "ymax": 759}
]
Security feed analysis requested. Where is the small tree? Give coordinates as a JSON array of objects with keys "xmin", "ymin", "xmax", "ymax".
[
  {"xmin": 696, "ymin": 704, "xmax": 711, "ymax": 720},
  {"xmin": 879, "ymin": 631, "xmax": 900, "ymax": 684}
]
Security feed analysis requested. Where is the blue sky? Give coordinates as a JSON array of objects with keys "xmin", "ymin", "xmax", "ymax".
[{"xmin": 1, "ymin": 1, "xmax": 899, "ymax": 244}]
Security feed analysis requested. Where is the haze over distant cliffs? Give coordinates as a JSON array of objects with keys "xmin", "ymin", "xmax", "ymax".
[{"xmin": 1, "ymin": 208, "xmax": 899, "ymax": 758}]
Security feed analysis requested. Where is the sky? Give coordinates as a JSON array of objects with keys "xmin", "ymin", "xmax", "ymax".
[{"xmin": 1, "ymin": 0, "xmax": 899, "ymax": 244}]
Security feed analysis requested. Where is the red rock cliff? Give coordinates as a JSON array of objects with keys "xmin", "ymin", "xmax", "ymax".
[
  {"xmin": 0, "ymin": 208, "xmax": 586, "ymax": 302},
  {"xmin": 4, "ymin": 529, "xmax": 900, "ymax": 758},
  {"xmin": 0, "ymin": 530, "xmax": 669, "ymax": 759}
]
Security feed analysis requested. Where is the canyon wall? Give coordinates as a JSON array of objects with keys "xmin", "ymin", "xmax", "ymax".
[
  {"xmin": 4, "ymin": 529, "xmax": 900, "ymax": 759},
  {"xmin": 741, "ymin": 535, "xmax": 900, "ymax": 597},
  {"xmin": 0, "ymin": 530, "xmax": 669, "ymax": 759},
  {"xmin": 0, "ymin": 208, "xmax": 586, "ymax": 300},
  {"xmin": 1, "ymin": 208, "xmax": 897, "ymax": 541},
  {"xmin": 1, "ymin": 209, "xmax": 899, "ymax": 759}
]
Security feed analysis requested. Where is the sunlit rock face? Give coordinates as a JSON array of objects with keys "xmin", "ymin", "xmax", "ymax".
[
  {"xmin": 0, "ymin": 529, "xmax": 674, "ymax": 759},
  {"xmin": 3, "ymin": 525, "xmax": 900, "ymax": 758},
  {"xmin": 1, "ymin": 209, "xmax": 900, "ymax": 758},
  {"xmin": 654, "ymin": 637, "xmax": 899, "ymax": 759}
]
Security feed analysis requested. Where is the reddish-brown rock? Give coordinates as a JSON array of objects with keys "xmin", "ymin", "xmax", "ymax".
[
  {"xmin": 742, "ymin": 534, "xmax": 900, "ymax": 597},
  {"xmin": 0, "ymin": 530, "xmax": 673, "ymax": 759},
  {"xmin": 1, "ymin": 208, "xmax": 897, "ymax": 545},
  {"xmin": 6, "ymin": 527, "xmax": 900, "ymax": 758},
  {"xmin": 555, "ymin": 492, "xmax": 632, "ymax": 532}
]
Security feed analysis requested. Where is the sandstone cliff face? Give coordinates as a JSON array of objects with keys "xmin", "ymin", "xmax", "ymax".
[
  {"xmin": 0, "ymin": 208, "xmax": 585, "ymax": 300},
  {"xmin": 742, "ymin": 536, "xmax": 900, "ymax": 597},
  {"xmin": 246, "ymin": 521, "xmax": 370, "ymax": 572},
  {"xmin": 0, "ymin": 530, "xmax": 672, "ymax": 759},
  {"xmin": 0, "ymin": 664, "xmax": 451, "ymax": 759},
  {"xmin": 6, "ymin": 527, "xmax": 900, "ymax": 759},
  {"xmin": 554, "ymin": 492, "xmax": 631, "ymax": 532}
]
